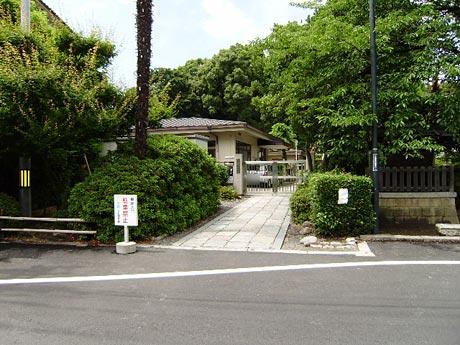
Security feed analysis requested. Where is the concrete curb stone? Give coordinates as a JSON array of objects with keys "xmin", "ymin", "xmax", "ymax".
[{"xmin": 360, "ymin": 234, "xmax": 460, "ymax": 243}]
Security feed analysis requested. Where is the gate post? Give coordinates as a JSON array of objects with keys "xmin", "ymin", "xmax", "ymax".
[
  {"xmin": 233, "ymin": 154, "xmax": 246, "ymax": 195},
  {"xmin": 272, "ymin": 161, "xmax": 278, "ymax": 193}
]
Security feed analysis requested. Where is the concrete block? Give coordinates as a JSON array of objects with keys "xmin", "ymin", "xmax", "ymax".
[
  {"xmin": 116, "ymin": 241, "xmax": 137, "ymax": 254},
  {"xmin": 434, "ymin": 208, "xmax": 445, "ymax": 217},
  {"xmin": 421, "ymin": 207, "xmax": 435, "ymax": 217},
  {"xmin": 409, "ymin": 208, "xmax": 422, "ymax": 217},
  {"xmin": 426, "ymin": 216, "xmax": 437, "ymax": 225},
  {"xmin": 436, "ymin": 224, "xmax": 460, "ymax": 236},
  {"xmin": 392, "ymin": 209, "xmax": 404, "ymax": 217}
]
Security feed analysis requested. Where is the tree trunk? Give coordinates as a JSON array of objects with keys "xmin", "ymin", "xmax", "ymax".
[
  {"xmin": 305, "ymin": 149, "xmax": 313, "ymax": 172},
  {"xmin": 321, "ymin": 153, "xmax": 329, "ymax": 170},
  {"xmin": 134, "ymin": 0, "xmax": 152, "ymax": 159}
]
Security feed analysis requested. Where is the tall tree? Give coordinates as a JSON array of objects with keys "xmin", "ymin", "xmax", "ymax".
[
  {"xmin": 257, "ymin": 0, "xmax": 459, "ymax": 172},
  {"xmin": 135, "ymin": 0, "xmax": 153, "ymax": 159},
  {"xmin": 0, "ymin": 0, "xmax": 126, "ymax": 206}
]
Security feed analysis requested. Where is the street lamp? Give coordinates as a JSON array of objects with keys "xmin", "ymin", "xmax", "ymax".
[{"xmin": 370, "ymin": 0, "xmax": 379, "ymax": 233}]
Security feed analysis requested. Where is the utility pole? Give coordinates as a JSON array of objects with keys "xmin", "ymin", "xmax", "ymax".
[
  {"xmin": 369, "ymin": 0, "xmax": 379, "ymax": 233},
  {"xmin": 20, "ymin": 0, "xmax": 32, "ymax": 216},
  {"xmin": 21, "ymin": 0, "xmax": 31, "ymax": 34}
]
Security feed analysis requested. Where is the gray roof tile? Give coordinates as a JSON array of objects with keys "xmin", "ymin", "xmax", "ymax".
[{"xmin": 160, "ymin": 117, "xmax": 246, "ymax": 128}]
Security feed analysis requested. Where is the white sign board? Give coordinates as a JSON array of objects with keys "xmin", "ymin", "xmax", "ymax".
[
  {"xmin": 372, "ymin": 152, "xmax": 378, "ymax": 172},
  {"xmin": 114, "ymin": 195, "xmax": 138, "ymax": 226},
  {"xmin": 338, "ymin": 188, "xmax": 349, "ymax": 204}
]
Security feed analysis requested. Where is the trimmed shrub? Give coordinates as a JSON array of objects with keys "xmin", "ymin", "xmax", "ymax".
[
  {"xmin": 0, "ymin": 192, "xmax": 20, "ymax": 216},
  {"xmin": 219, "ymin": 186, "xmax": 239, "ymax": 200},
  {"xmin": 290, "ymin": 183, "xmax": 311, "ymax": 224},
  {"xmin": 307, "ymin": 173, "xmax": 375, "ymax": 237},
  {"xmin": 216, "ymin": 163, "xmax": 230, "ymax": 186},
  {"xmin": 67, "ymin": 135, "xmax": 221, "ymax": 243}
]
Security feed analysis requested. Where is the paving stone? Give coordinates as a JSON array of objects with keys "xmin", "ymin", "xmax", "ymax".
[
  {"xmin": 225, "ymin": 242, "xmax": 249, "ymax": 249},
  {"xmin": 171, "ymin": 195, "xmax": 290, "ymax": 250},
  {"xmin": 202, "ymin": 240, "xmax": 229, "ymax": 248}
]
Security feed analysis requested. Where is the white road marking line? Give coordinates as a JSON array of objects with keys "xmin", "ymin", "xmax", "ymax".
[
  {"xmin": 0, "ymin": 261, "xmax": 458, "ymax": 286},
  {"xmin": 356, "ymin": 241, "xmax": 375, "ymax": 257}
]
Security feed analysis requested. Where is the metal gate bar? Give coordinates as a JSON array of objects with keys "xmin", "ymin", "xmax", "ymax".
[{"xmin": 245, "ymin": 160, "xmax": 306, "ymax": 194}]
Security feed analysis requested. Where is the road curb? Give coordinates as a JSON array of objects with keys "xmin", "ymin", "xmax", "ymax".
[{"xmin": 360, "ymin": 234, "xmax": 460, "ymax": 243}]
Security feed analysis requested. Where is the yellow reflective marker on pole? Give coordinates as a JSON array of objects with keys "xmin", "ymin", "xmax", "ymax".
[{"xmin": 20, "ymin": 170, "xmax": 30, "ymax": 188}]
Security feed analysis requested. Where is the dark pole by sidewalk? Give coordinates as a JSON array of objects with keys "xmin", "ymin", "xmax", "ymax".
[{"xmin": 370, "ymin": 0, "xmax": 379, "ymax": 233}]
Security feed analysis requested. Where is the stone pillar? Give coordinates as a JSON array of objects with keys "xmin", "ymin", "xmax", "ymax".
[{"xmin": 233, "ymin": 154, "xmax": 246, "ymax": 195}]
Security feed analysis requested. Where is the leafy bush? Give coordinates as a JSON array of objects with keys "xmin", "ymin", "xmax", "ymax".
[
  {"xmin": 290, "ymin": 183, "xmax": 311, "ymax": 224},
  {"xmin": 219, "ymin": 186, "xmax": 239, "ymax": 200},
  {"xmin": 67, "ymin": 135, "xmax": 221, "ymax": 242},
  {"xmin": 290, "ymin": 172, "xmax": 375, "ymax": 236},
  {"xmin": 307, "ymin": 173, "xmax": 375, "ymax": 237},
  {"xmin": 0, "ymin": 192, "xmax": 20, "ymax": 216},
  {"xmin": 216, "ymin": 163, "xmax": 230, "ymax": 186}
]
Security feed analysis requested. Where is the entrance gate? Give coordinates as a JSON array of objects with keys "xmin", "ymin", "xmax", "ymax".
[
  {"xmin": 245, "ymin": 160, "xmax": 306, "ymax": 194},
  {"xmin": 227, "ymin": 154, "xmax": 307, "ymax": 195}
]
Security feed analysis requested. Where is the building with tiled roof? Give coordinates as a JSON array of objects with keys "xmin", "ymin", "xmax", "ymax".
[{"xmin": 149, "ymin": 117, "xmax": 290, "ymax": 162}]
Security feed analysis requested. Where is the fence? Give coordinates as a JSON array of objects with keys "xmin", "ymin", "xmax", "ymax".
[
  {"xmin": 245, "ymin": 160, "xmax": 306, "ymax": 193},
  {"xmin": 379, "ymin": 166, "xmax": 454, "ymax": 192}
]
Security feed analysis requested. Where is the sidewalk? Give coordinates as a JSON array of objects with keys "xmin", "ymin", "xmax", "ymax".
[{"xmin": 173, "ymin": 195, "xmax": 290, "ymax": 251}]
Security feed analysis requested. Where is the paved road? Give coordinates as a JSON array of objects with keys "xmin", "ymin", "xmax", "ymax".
[
  {"xmin": 0, "ymin": 242, "xmax": 459, "ymax": 345},
  {"xmin": 174, "ymin": 195, "xmax": 290, "ymax": 250}
]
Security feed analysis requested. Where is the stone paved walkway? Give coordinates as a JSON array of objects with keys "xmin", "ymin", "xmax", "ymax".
[{"xmin": 173, "ymin": 195, "xmax": 291, "ymax": 251}]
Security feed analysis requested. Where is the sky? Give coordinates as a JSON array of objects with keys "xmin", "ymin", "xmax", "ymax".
[{"xmin": 42, "ymin": 0, "xmax": 308, "ymax": 88}]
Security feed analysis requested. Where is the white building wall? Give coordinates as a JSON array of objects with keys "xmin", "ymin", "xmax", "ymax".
[{"xmin": 215, "ymin": 132, "xmax": 259, "ymax": 161}]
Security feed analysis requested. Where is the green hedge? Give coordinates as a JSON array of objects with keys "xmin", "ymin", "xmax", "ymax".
[
  {"xmin": 0, "ymin": 192, "xmax": 20, "ymax": 216},
  {"xmin": 290, "ymin": 183, "xmax": 310, "ymax": 224},
  {"xmin": 290, "ymin": 173, "xmax": 375, "ymax": 237},
  {"xmin": 67, "ymin": 135, "xmax": 221, "ymax": 243}
]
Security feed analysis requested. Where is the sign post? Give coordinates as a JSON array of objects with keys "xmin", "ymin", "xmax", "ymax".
[{"xmin": 114, "ymin": 194, "xmax": 138, "ymax": 254}]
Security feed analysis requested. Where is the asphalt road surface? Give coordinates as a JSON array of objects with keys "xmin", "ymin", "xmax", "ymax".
[{"xmin": 0, "ymin": 242, "xmax": 459, "ymax": 345}]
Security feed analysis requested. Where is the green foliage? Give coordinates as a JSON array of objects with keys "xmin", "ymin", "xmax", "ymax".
[
  {"xmin": 150, "ymin": 43, "xmax": 268, "ymax": 128},
  {"xmin": 270, "ymin": 123, "xmax": 296, "ymax": 145},
  {"xmin": 0, "ymin": 192, "xmax": 20, "ymax": 216},
  {"xmin": 0, "ymin": 0, "xmax": 128, "ymax": 207},
  {"xmin": 289, "ymin": 183, "xmax": 311, "ymax": 224},
  {"xmin": 215, "ymin": 163, "xmax": 230, "ymax": 186},
  {"xmin": 219, "ymin": 186, "xmax": 239, "ymax": 201},
  {"xmin": 307, "ymin": 173, "xmax": 375, "ymax": 237},
  {"xmin": 148, "ymin": 83, "xmax": 179, "ymax": 127},
  {"xmin": 259, "ymin": 0, "xmax": 460, "ymax": 171},
  {"xmin": 67, "ymin": 136, "xmax": 221, "ymax": 242}
]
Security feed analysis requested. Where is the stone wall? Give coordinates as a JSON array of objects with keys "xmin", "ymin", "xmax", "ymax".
[{"xmin": 380, "ymin": 192, "xmax": 459, "ymax": 225}]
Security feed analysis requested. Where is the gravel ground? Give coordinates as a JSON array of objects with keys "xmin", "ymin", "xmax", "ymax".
[{"xmin": 281, "ymin": 224, "xmax": 309, "ymax": 250}]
